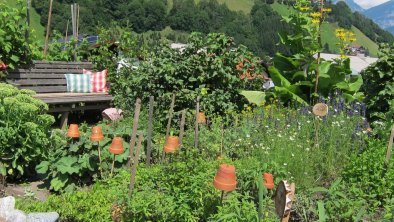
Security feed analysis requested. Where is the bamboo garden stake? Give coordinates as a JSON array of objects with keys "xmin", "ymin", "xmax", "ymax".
[
  {"xmin": 129, "ymin": 133, "xmax": 143, "ymax": 196},
  {"xmin": 127, "ymin": 98, "xmax": 141, "ymax": 168},
  {"xmin": 146, "ymin": 96, "xmax": 154, "ymax": 166},
  {"xmin": 384, "ymin": 125, "xmax": 394, "ymax": 171},
  {"xmin": 194, "ymin": 96, "xmax": 200, "ymax": 151}
]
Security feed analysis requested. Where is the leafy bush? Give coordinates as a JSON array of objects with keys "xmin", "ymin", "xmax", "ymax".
[
  {"xmin": 266, "ymin": 0, "xmax": 364, "ymax": 104},
  {"xmin": 0, "ymin": 83, "xmax": 54, "ymax": 178},
  {"xmin": 18, "ymin": 157, "xmax": 286, "ymax": 221},
  {"xmin": 36, "ymin": 123, "xmax": 131, "ymax": 192},
  {"xmin": 0, "ymin": 0, "xmax": 37, "ymax": 79},
  {"xmin": 361, "ymin": 43, "xmax": 394, "ymax": 136},
  {"xmin": 112, "ymin": 32, "xmax": 263, "ymax": 120}
]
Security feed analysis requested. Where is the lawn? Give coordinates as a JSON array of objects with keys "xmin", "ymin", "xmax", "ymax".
[{"xmin": 5, "ymin": 0, "xmax": 45, "ymax": 43}]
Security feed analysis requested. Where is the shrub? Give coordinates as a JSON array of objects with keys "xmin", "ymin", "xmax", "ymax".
[
  {"xmin": 0, "ymin": 0, "xmax": 37, "ymax": 75},
  {"xmin": 36, "ymin": 122, "xmax": 131, "ymax": 192},
  {"xmin": 361, "ymin": 43, "xmax": 394, "ymax": 136},
  {"xmin": 18, "ymin": 157, "xmax": 286, "ymax": 221},
  {"xmin": 111, "ymin": 32, "xmax": 264, "ymax": 122},
  {"xmin": 0, "ymin": 83, "xmax": 54, "ymax": 178}
]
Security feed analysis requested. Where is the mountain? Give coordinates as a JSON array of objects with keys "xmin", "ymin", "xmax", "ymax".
[
  {"xmin": 332, "ymin": 0, "xmax": 364, "ymax": 12},
  {"xmin": 364, "ymin": 0, "xmax": 394, "ymax": 34}
]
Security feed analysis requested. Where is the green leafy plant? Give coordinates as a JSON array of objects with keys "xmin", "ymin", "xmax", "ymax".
[
  {"xmin": 0, "ymin": 0, "xmax": 39, "ymax": 79},
  {"xmin": 0, "ymin": 83, "xmax": 54, "ymax": 178},
  {"xmin": 242, "ymin": 0, "xmax": 364, "ymax": 105},
  {"xmin": 361, "ymin": 43, "xmax": 394, "ymax": 137},
  {"xmin": 36, "ymin": 123, "xmax": 130, "ymax": 192},
  {"xmin": 112, "ymin": 32, "xmax": 263, "ymax": 122}
]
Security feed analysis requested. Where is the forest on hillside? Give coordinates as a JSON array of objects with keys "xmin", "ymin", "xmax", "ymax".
[{"xmin": 32, "ymin": 0, "xmax": 394, "ymax": 56}]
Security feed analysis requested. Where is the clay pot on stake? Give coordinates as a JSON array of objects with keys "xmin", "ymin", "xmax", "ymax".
[
  {"xmin": 164, "ymin": 134, "xmax": 180, "ymax": 162},
  {"xmin": 67, "ymin": 124, "xmax": 80, "ymax": 139},
  {"xmin": 197, "ymin": 112, "xmax": 206, "ymax": 124},
  {"xmin": 213, "ymin": 164, "xmax": 237, "ymax": 204},
  {"xmin": 91, "ymin": 126, "xmax": 104, "ymax": 177},
  {"xmin": 109, "ymin": 137, "xmax": 125, "ymax": 176},
  {"xmin": 312, "ymin": 103, "xmax": 328, "ymax": 148},
  {"xmin": 67, "ymin": 124, "xmax": 80, "ymax": 148},
  {"xmin": 263, "ymin": 173, "xmax": 275, "ymax": 192}
]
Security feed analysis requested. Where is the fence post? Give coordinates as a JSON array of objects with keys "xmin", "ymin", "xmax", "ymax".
[
  {"xmin": 146, "ymin": 96, "xmax": 154, "ymax": 166},
  {"xmin": 127, "ymin": 98, "xmax": 141, "ymax": 168}
]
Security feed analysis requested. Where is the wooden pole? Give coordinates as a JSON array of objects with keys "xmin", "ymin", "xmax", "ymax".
[
  {"xmin": 194, "ymin": 96, "xmax": 200, "ymax": 151},
  {"xmin": 127, "ymin": 98, "xmax": 142, "ymax": 168},
  {"xmin": 179, "ymin": 110, "xmax": 186, "ymax": 147},
  {"xmin": 179, "ymin": 109, "xmax": 186, "ymax": 157},
  {"xmin": 97, "ymin": 141, "xmax": 102, "ymax": 177},
  {"xmin": 64, "ymin": 19, "xmax": 69, "ymax": 50},
  {"xmin": 146, "ymin": 96, "xmax": 154, "ymax": 166},
  {"xmin": 43, "ymin": 0, "xmax": 53, "ymax": 57},
  {"xmin": 162, "ymin": 93, "xmax": 176, "ymax": 161},
  {"xmin": 129, "ymin": 133, "xmax": 143, "ymax": 196},
  {"xmin": 384, "ymin": 125, "xmax": 394, "ymax": 170},
  {"xmin": 220, "ymin": 124, "xmax": 224, "ymax": 156},
  {"xmin": 26, "ymin": 0, "xmax": 31, "ymax": 41},
  {"xmin": 110, "ymin": 154, "xmax": 115, "ymax": 177}
]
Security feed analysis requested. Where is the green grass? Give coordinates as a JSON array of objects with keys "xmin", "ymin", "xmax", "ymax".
[
  {"xmin": 351, "ymin": 26, "xmax": 379, "ymax": 56},
  {"xmin": 167, "ymin": 0, "xmax": 253, "ymax": 13},
  {"xmin": 5, "ymin": 0, "xmax": 45, "ymax": 43},
  {"xmin": 271, "ymin": 1, "xmax": 293, "ymax": 17}
]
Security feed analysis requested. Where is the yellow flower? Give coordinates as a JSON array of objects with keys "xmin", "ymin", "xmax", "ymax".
[
  {"xmin": 310, "ymin": 12, "xmax": 322, "ymax": 18},
  {"xmin": 322, "ymin": 8, "xmax": 332, "ymax": 12},
  {"xmin": 300, "ymin": 6, "xmax": 310, "ymax": 11},
  {"xmin": 312, "ymin": 19, "xmax": 320, "ymax": 24},
  {"xmin": 340, "ymin": 54, "xmax": 348, "ymax": 59},
  {"xmin": 336, "ymin": 32, "xmax": 345, "ymax": 39}
]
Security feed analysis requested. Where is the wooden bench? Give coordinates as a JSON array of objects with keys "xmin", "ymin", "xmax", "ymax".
[{"xmin": 7, "ymin": 61, "xmax": 113, "ymax": 128}]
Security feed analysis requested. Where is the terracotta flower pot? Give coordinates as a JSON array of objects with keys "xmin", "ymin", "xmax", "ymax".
[
  {"xmin": 109, "ymin": 137, "xmax": 125, "ymax": 155},
  {"xmin": 164, "ymin": 136, "xmax": 179, "ymax": 153},
  {"xmin": 213, "ymin": 164, "xmax": 237, "ymax": 192},
  {"xmin": 263, "ymin": 173, "xmax": 275, "ymax": 190},
  {"xmin": 197, "ymin": 112, "xmax": 206, "ymax": 124},
  {"xmin": 67, "ymin": 124, "xmax": 80, "ymax": 138},
  {"xmin": 90, "ymin": 126, "xmax": 104, "ymax": 142}
]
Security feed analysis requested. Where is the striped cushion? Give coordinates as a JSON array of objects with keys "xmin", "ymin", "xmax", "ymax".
[
  {"xmin": 83, "ymin": 69, "xmax": 108, "ymax": 92},
  {"xmin": 64, "ymin": 74, "xmax": 92, "ymax": 93}
]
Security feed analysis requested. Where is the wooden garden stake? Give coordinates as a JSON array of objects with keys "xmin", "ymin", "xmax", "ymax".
[
  {"xmin": 43, "ymin": 0, "xmax": 53, "ymax": 57},
  {"xmin": 127, "ymin": 98, "xmax": 141, "ymax": 168},
  {"xmin": 194, "ymin": 96, "xmax": 200, "ymax": 151},
  {"xmin": 220, "ymin": 124, "xmax": 224, "ymax": 156},
  {"xmin": 146, "ymin": 96, "xmax": 154, "ymax": 166},
  {"xmin": 220, "ymin": 190, "xmax": 225, "ymax": 205},
  {"xmin": 110, "ymin": 154, "xmax": 115, "ymax": 177},
  {"xmin": 129, "ymin": 134, "xmax": 143, "ymax": 196},
  {"xmin": 179, "ymin": 110, "xmax": 186, "ymax": 148},
  {"xmin": 384, "ymin": 125, "xmax": 394, "ymax": 170},
  {"xmin": 97, "ymin": 141, "xmax": 103, "ymax": 177},
  {"xmin": 162, "ymin": 93, "xmax": 176, "ymax": 161}
]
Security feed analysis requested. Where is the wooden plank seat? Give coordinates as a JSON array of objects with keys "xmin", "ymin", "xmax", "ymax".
[{"xmin": 7, "ymin": 61, "xmax": 113, "ymax": 128}]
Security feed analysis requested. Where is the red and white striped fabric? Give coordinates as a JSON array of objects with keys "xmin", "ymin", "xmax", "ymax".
[{"xmin": 83, "ymin": 69, "xmax": 108, "ymax": 92}]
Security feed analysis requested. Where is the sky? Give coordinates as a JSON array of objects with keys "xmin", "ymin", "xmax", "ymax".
[{"xmin": 354, "ymin": 0, "xmax": 390, "ymax": 9}]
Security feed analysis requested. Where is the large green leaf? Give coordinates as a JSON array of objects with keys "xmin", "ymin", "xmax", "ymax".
[
  {"xmin": 239, "ymin": 91, "xmax": 266, "ymax": 106},
  {"xmin": 50, "ymin": 174, "xmax": 68, "ymax": 191},
  {"xmin": 269, "ymin": 66, "xmax": 291, "ymax": 88},
  {"xmin": 275, "ymin": 86, "xmax": 308, "ymax": 105},
  {"xmin": 56, "ymin": 156, "xmax": 79, "ymax": 174},
  {"xmin": 36, "ymin": 161, "xmax": 50, "ymax": 174}
]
